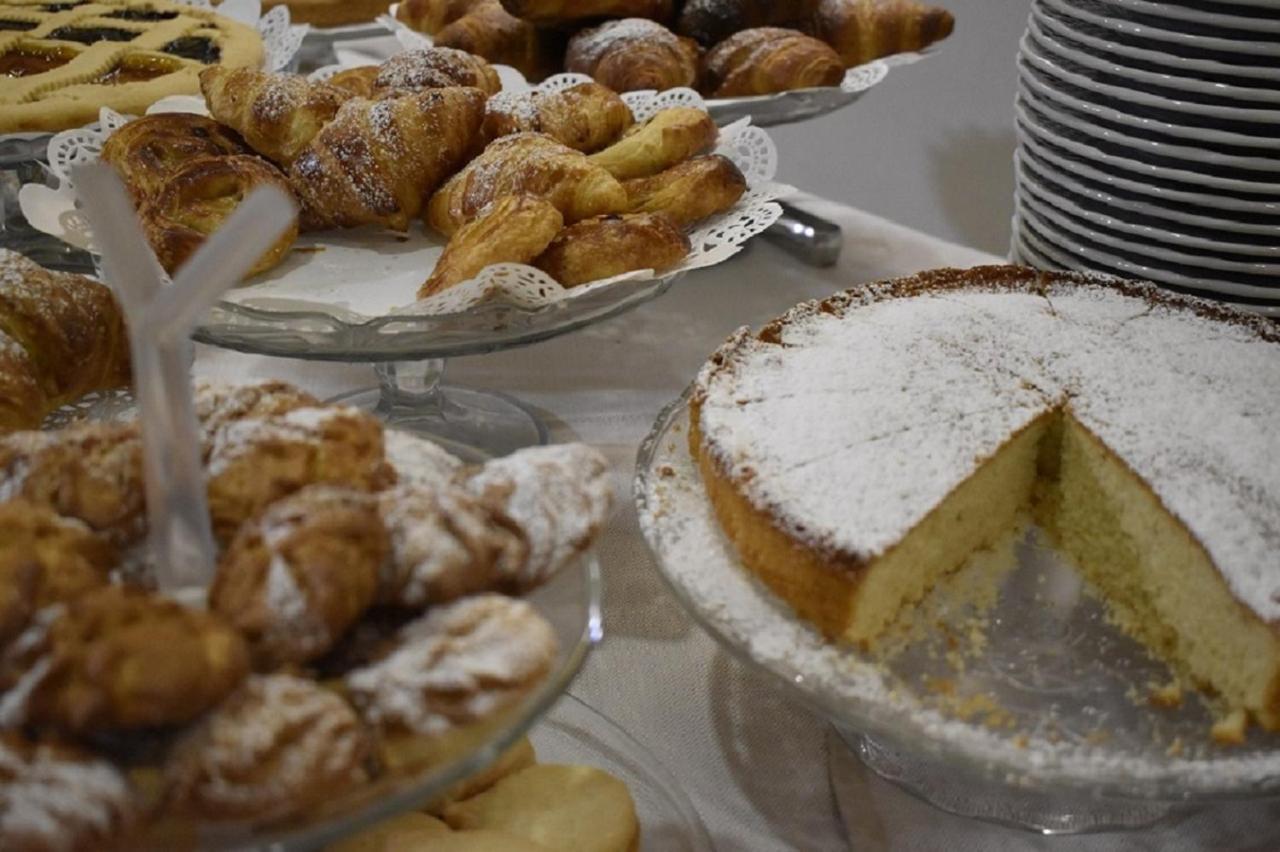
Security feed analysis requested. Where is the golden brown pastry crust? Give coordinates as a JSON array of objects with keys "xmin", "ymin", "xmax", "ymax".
[
  {"xmin": 99, "ymin": 113, "xmax": 249, "ymax": 206},
  {"xmin": 498, "ymin": 0, "xmax": 674, "ymax": 25},
  {"xmin": 677, "ymin": 0, "xmax": 820, "ymax": 46},
  {"xmin": 484, "ymin": 82, "xmax": 634, "ymax": 154},
  {"xmin": 427, "ymin": 132, "xmax": 628, "ymax": 237},
  {"xmin": 139, "ymin": 155, "xmax": 299, "ymax": 277},
  {"xmin": 204, "ymin": 405, "xmax": 395, "ymax": 546},
  {"xmin": 290, "ymin": 87, "xmax": 489, "ymax": 232},
  {"xmin": 261, "ymin": 0, "xmax": 392, "ymax": 27},
  {"xmin": 587, "ymin": 106, "xmax": 718, "ymax": 181},
  {"xmin": 12, "ymin": 586, "xmax": 249, "ymax": 735},
  {"xmin": 565, "ymin": 18, "xmax": 700, "ymax": 93},
  {"xmin": 813, "ymin": 0, "xmax": 956, "ymax": 67},
  {"xmin": 193, "ymin": 380, "xmax": 321, "ymax": 456},
  {"xmin": 702, "ymin": 27, "xmax": 845, "ymax": 97},
  {"xmin": 535, "ymin": 212, "xmax": 690, "ymax": 287},
  {"xmin": 211, "ymin": 487, "xmax": 386, "ymax": 669},
  {"xmin": 0, "ymin": 423, "xmax": 144, "ymax": 547},
  {"xmin": 0, "ymin": 251, "xmax": 131, "ymax": 435},
  {"xmin": 374, "ymin": 48, "xmax": 502, "ymax": 96},
  {"xmin": 396, "ymin": 0, "xmax": 481, "ymax": 34},
  {"xmin": 0, "ymin": 500, "xmax": 115, "ymax": 648},
  {"xmin": 624, "ymin": 154, "xmax": 746, "ymax": 226},
  {"xmin": 436, "ymin": 0, "xmax": 565, "ymax": 82},
  {"xmin": 199, "ymin": 67, "xmax": 351, "ymax": 166},
  {"xmin": 420, "ymin": 195, "xmax": 564, "ymax": 299},
  {"xmin": 166, "ymin": 673, "xmax": 373, "ymax": 822},
  {"xmin": 326, "ymin": 65, "xmax": 381, "ymax": 98}
]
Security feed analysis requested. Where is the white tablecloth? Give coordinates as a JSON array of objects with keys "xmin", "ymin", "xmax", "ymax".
[{"xmin": 192, "ymin": 195, "xmax": 1279, "ymax": 850}]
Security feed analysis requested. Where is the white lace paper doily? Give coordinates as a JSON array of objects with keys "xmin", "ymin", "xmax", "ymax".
[{"xmin": 21, "ymin": 81, "xmax": 787, "ymax": 320}]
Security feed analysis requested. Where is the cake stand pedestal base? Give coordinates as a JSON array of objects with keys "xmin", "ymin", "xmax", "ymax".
[
  {"xmin": 329, "ymin": 359, "xmax": 546, "ymax": 460},
  {"xmin": 835, "ymin": 727, "xmax": 1184, "ymax": 835}
]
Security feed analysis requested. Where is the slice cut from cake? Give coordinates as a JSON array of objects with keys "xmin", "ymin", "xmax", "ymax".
[{"xmin": 691, "ymin": 266, "xmax": 1280, "ymax": 728}]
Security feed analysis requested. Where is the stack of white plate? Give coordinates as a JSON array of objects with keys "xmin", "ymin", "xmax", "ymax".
[{"xmin": 1011, "ymin": 0, "xmax": 1280, "ymax": 314}]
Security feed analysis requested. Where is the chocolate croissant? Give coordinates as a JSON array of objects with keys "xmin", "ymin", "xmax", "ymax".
[
  {"xmin": 427, "ymin": 132, "xmax": 629, "ymax": 236},
  {"xmin": 677, "ymin": 0, "xmax": 820, "ymax": 46},
  {"xmin": 420, "ymin": 194, "xmax": 564, "ymax": 298},
  {"xmin": 703, "ymin": 27, "xmax": 845, "ymax": 97},
  {"xmin": 565, "ymin": 18, "xmax": 700, "ymax": 93},
  {"xmin": 199, "ymin": 67, "xmax": 350, "ymax": 166},
  {"xmin": 483, "ymin": 81, "xmax": 633, "ymax": 153},
  {"xmin": 0, "ymin": 251, "xmax": 130, "ymax": 434},
  {"xmin": 290, "ymin": 87, "xmax": 489, "ymax": 232},
  {"xmin": 534, "ymin": 212, "xmax": 690, "ymax": 287},
  {"xmin": 588, "ymin": 106, "xmax": 718, "ymax": 181},
  {"xmin": 435, "ymin": 0, "xmax": 565, "ymax": 82},
  {"xmin": 813, "ymin": 0, "xmax": 955, "ymax": 67},
  {"xmin": 141, "ymin": 155, "xmax": 299, "ymax": 277},
  {"xmin": 499, "ymin": 0, "xmax": 674, "ymax": 26}
]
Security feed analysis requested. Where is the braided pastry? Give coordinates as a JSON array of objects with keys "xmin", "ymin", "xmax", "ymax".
[
  {"xmin": 484, "ymin": 82, "xmax": 633, "ymax": 153},
  {"xmin": 427, "ymin": 133, "xmax": 628, "ymax": 237},
  {"xmin": 677, "ymin": 0, "xmax": 820, "ymax": 46},
  {"xmin": 420, "ymin": 195, "xmax": 564, "ymax": 299},
  {"xmin": 624, "ymin": 154, "xmax": 746, "ymax": 226},
  {"xmin": 435, "ymin": 0, "xmax": 565, "ymax": 82},
  {"xmin": 99, "ymin": 113, "xmax": 249, "ymax": 205},
  {"xmin": 374, "ymin": 48, "xmax": 502, "ymax": 96},
  {"xmin": 290, "ymin": 88, "xmax": 489, "ymax": 232},
  {"xmin": 139, "ymin": 155, "xmax": 299, "ymax": 277},
  {"xmin": 565, "ymin": 18, "xmax": 700, "ymax": 93},
  {"xmin": 499, "ymin": 0, "xmax": 674, "ymax": 25},
  {"xmin": 702, "ymin": 27, "xmax": 845, "ymax": 97},
  {"xmin": 211, "ymin": 487, "xmax": 386, "ymax": 669},
  {"xmin": 199, "ymin": 67, "xmax": 351, "ymax": 165},
  {"xmin": 813, "ymin": 0, "xmax": 955, "ymax": 67},
  {"xmin": 0, "ymin": 251, "xmax": 130, "ymax": 434},
  {"xmin": 535, "ymin": 212, "xmax": 689, "ymax": 287},
  {"xmin": 587, "ymin": 106, "xmax": 718, "ymax": 180}
]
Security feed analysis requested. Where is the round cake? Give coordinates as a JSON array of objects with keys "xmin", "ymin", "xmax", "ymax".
[{"xmin": 690, "ymin": 265, "xmax": 1280, "ymax": 729}]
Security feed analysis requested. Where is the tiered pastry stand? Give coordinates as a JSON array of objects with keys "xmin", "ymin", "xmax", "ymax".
[{"xmin": 635, "ymin": 391, "xmax": 1280, "ymax": 835}]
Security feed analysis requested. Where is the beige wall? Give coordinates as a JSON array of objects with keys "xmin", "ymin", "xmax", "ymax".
[{"xmin": 771, "ymin": 0, "xmax": 1031, "ymax": 256}]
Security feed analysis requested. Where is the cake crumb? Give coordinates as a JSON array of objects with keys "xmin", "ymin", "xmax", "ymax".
[
  {"xmin": 1211, "ymin": 709, "xmax": 1247, "ymax": 746},
  {"xmin": 1148, "ymin": 679, "xmax": 1184, "ymax": 710}
]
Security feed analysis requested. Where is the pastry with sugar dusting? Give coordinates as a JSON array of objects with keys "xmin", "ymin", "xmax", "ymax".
[
  {"xmin": 211, "ymin": 487, "xmax": 387, "ymax": 669},
  {"xmin": 165, "ymin": 674, "xmax": 373, "ymax": 822}
]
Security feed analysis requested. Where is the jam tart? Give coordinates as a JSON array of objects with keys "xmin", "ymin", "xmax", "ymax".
[{"xmin": 0, "ymin": 0, "xmax": 264, "ymax": 133}]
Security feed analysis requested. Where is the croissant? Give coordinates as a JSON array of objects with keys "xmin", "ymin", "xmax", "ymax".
[
  {"xmin": 813, "ymin": 0, "xmax": 955, "ymax": 67},
  {"xmin": 0, "ymin": 251, "xmax": 130, "ymax": 434},
  {"xmin": 483, "ymin": 81, "xmax": 633, "ymax": 153},
  {"xmin": 677, "ymin": 0, "xmax": 820, "ymax": 46},
  {"xmin": 436, "ymin": 0, "xmax": 565, "ymax": 82},
  {"xmin": 290, "ymin": 87, "xmax": 489, "ymax": 232},
  {"xmin": 427, "ymin": 132, "xmax": 628, "ymax": 236},
  {"xmin": 141, "ymin": 155, "xmax": 299, "ymax": 277},
  {"xmin": 420, "ymin": 195, "xmax": 564, "ymax": 299},
  {"xmin": 565, "ymin": 18, "xmax": 700, "ymax": 93},
  {"xmin": 199, "ymin": 67, "xmax": 350, "ymax": 166},
  {"xmin": 498, "ymin": 0, "xmax": 674, "ymax": 26},
  {"xmin": 703, "ymin": 27, "xmax": 845, "ymax": 97},
  {"xmin": 624, "ymin": 154, "xmax": 746, "ymax": 226},
  {"xmin": 99, "ymin": 113, "xmax": 249, "ymax": 206},
  {"xmin": 326, "ymin": 66, "xmax": 381, "ymax": 98},
  {"xmin": 535, "ymin": 212, "xmax": 690, "ymax": 287},
  {"xmin": 373, "ymin": 48, "xmax": 502, "ymax": 97},
  {"xmin": 587, "ymin": 106, "xmax": 718, "ymax": 181},
  {"xmin": 396, "ymin": 0, "xmax": 479, "ymax": 34}
]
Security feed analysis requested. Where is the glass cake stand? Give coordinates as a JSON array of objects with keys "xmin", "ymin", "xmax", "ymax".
[
  {"xmin": 634, "ymin": 390, "xmax": 1280, "ymax": 834},
  {"xmin": 196, "ymin": 274, "xmax": 678, "ymax": 456}
]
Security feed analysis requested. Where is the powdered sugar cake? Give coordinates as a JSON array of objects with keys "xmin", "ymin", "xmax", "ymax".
[{"xmin": 690, "ymin": 265, "xmax": 1280, "ymax": 730}]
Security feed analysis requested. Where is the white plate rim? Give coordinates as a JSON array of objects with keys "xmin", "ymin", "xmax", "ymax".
[{"xmin": 1042, "ymin": 0, "xmax": 1280, "ymax": 57}]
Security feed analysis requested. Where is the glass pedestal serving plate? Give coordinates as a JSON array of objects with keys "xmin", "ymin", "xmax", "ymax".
[
  {"xmin": 533, "ymin": 694, "xmax": 714, "ymax": 851},
  {"xmin": 634, "ymin": 391, "xmax": 1280, "ymax": 835}
]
